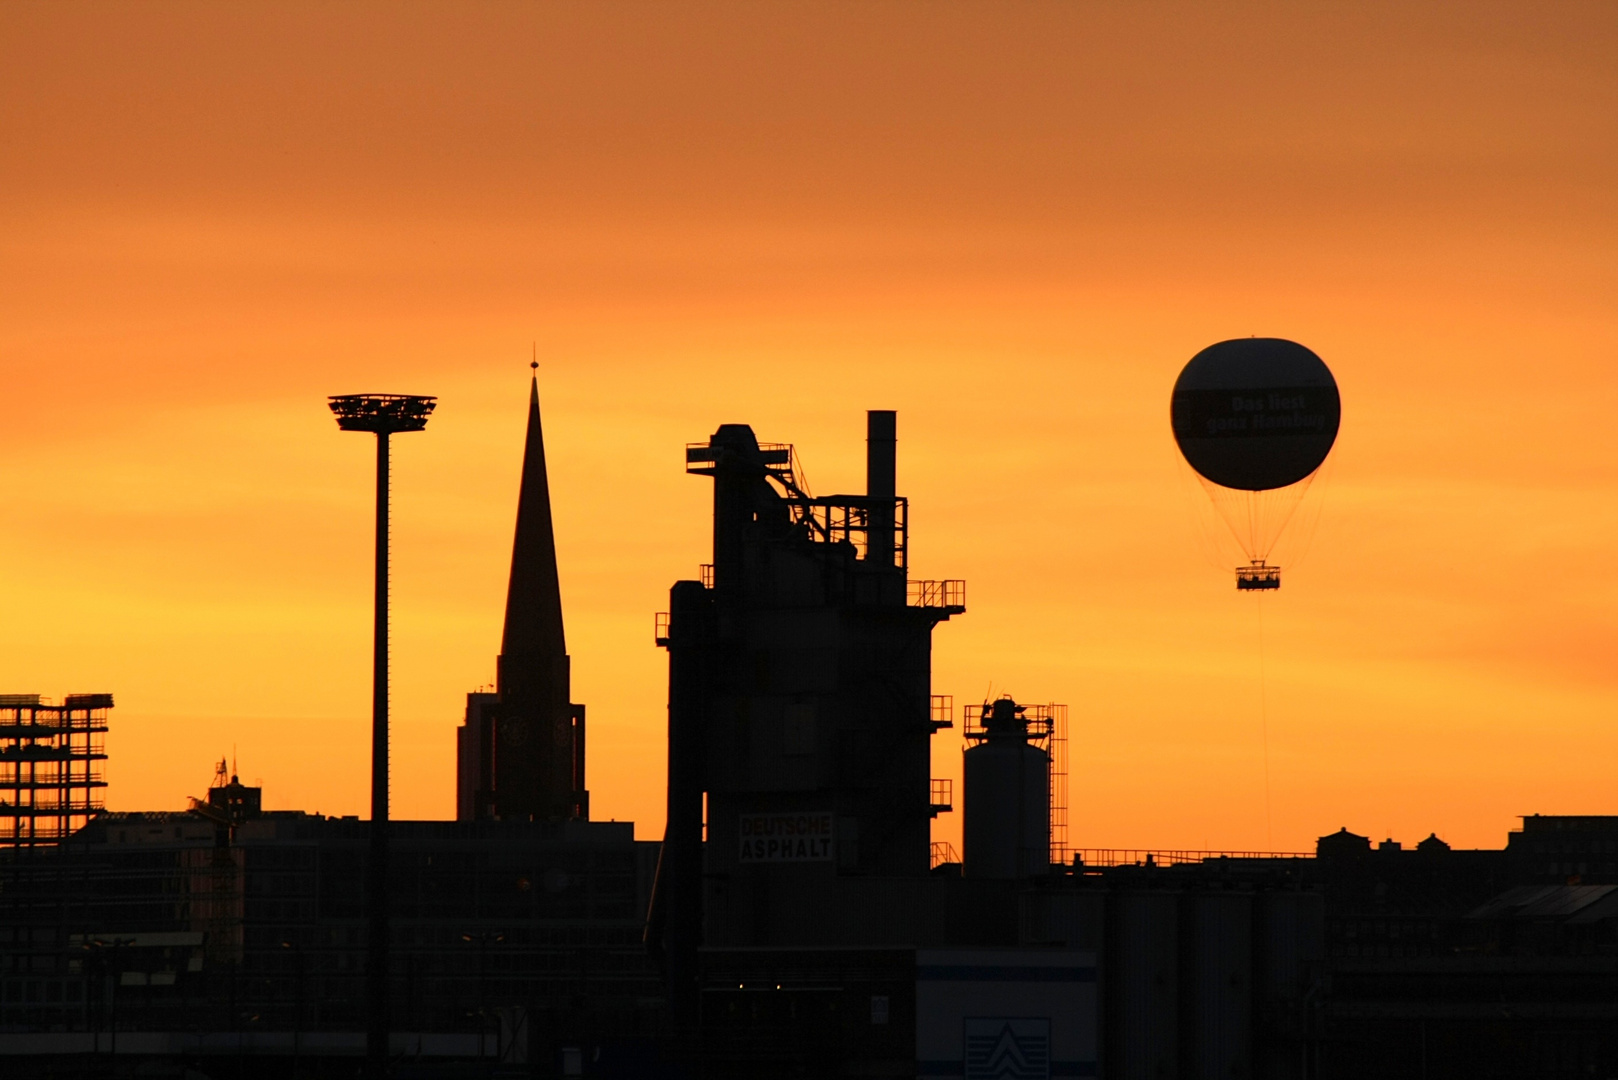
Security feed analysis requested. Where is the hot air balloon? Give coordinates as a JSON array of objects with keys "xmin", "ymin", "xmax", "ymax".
[{"xmin": 1171, "ymin": 338, "xmax": 1340, "ymax": 590}]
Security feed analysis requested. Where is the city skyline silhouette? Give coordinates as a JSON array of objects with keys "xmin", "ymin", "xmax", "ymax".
[
  {"xmin": 2, "ymin": 7, "xmax": 1616, "ymax": 1073},
  {"xmin": 2, "ymin": 2, "xmax": 1613, "ymax": 859}
]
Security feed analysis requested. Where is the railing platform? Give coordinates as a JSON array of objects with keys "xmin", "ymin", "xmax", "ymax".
[
  {"xmin": 908, "ymin": 579, "xmax": 965, "ymax": 613},
  {"xmin": 1069, "ymin": 848, "xmax": 1312, "ymax": 868}
]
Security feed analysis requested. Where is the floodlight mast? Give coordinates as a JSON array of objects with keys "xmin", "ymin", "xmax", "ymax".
[{"xmin": 328, "ymin": 393, "xmax": 436, "ymax": 1080}]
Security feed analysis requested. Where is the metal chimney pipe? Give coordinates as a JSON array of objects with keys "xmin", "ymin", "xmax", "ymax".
[
  {"xmin": 866, "ymin": 410, "xmax": 897, "ymax": 567},
  {"xmin": 659, "ymin": 578, "xmax": 712, "ymax": 1027}
]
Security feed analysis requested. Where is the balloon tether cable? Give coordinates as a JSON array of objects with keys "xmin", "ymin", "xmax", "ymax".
[{"xmin": 1258, "ymin": 593, "xmax": 1273, "ymax": 849}]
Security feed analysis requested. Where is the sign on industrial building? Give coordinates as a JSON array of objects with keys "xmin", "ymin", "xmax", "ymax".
[
  {"xmin": 916, "ymin": 949, "xmax": 1097, "ymax": 1080},
  {"xmin": 737, "ymin": 812, "xmax": 834, "ymax": 862}
]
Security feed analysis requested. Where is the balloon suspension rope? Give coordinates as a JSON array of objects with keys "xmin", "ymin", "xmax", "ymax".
[{"xmin": 1257, "ymin": 592, "xmax": 1274, "ymax": 849}]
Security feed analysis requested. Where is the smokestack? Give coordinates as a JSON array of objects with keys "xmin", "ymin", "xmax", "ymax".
[{"xmin": 866, "ymin": 410, "xmax": 896, "ymax": 568}]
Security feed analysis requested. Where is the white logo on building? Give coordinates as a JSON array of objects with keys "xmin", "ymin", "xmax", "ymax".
[{"xmin": 964, "ymin": 1017, "xmax": 1051, "ymax": 1080}]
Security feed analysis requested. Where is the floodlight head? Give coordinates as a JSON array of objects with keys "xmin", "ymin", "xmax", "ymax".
[{"xmin": 328, "ymin": 394, "xmax": 437, "ymax": 434}]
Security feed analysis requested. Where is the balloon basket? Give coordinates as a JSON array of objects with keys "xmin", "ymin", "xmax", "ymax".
[{"xmin": 1236, "ymin": 562, "xmax": 1281, "ymax": 591}]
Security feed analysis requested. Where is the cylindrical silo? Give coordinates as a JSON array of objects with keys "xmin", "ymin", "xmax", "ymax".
[{"xmin": 963, "ymin": 697, "xmax": 1050, "ymax": 879}]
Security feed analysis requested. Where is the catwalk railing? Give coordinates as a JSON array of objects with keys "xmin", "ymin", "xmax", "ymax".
[{"xmin": 1071, "ymin": 848, "xmax": 1312, "ymax": 868}]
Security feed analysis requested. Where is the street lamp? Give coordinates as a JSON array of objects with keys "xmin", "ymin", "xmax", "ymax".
[
  {"xmin": 280, "ymin": 940, "xmax": 305, "ymax": 1078},
  {"xmin": 328, "ymin": 392, "xmax": 436, "ymax": 1080},
  {"xmin": 87, "ymin": 937, "xmax": 134, "ymax": 1058},
  {"xmin": 460, "ymin": 930, "xmax": 506, "ymax": 1060}
]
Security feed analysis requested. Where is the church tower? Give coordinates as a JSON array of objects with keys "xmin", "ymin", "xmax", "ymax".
[{"xmin": 456, "ymin": 368, "xmax": 587, "ymax": 821}]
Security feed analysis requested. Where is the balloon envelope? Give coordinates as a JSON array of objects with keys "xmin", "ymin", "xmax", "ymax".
[{"xmin": 1171, "ymin": 338, "xmax": 1340, "ymax": 491}]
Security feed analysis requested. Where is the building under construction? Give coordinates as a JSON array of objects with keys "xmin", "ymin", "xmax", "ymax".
[{"xmin": 0, "ymin": 693, "xmax": 112, "ymax": 848}]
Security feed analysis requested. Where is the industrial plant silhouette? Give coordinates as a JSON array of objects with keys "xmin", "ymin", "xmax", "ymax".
[{"xmin": 2, "ymin": 376, "xmax": 1616, "ymax": 1080}]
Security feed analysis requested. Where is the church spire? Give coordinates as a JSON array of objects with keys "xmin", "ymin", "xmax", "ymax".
[
  {"xmin": 500, "ymin": 365, "xmax": 567, "ymax": 664},
  {"xmin": 467, "ymin": 362, "xmax": 588, "ymax": 823}
]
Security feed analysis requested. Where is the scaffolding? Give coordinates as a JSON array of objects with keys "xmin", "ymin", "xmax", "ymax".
[{"xmin": 0, "ymin": 693, "xmax": 111, "ymax": 847}]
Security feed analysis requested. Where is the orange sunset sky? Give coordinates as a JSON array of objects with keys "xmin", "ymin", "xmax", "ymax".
[{"xmin": 2, "ymin": 2, "xmax": 1614, "ymax": 854}]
